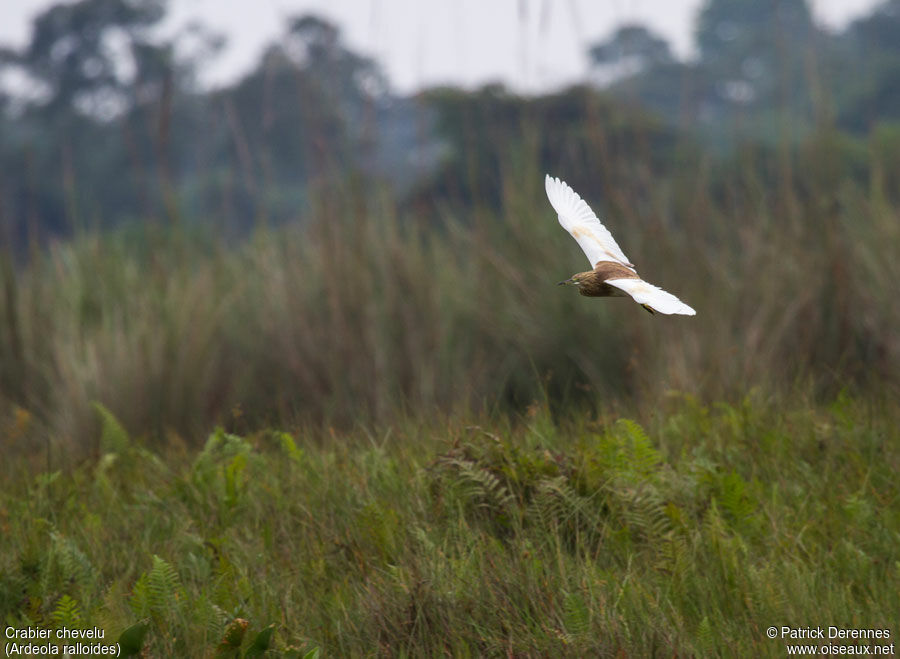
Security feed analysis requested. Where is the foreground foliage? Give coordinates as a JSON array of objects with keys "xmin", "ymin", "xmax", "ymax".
[{"xmin": 2, "ymin": 394, "xmax": 898, "ymax": 656}]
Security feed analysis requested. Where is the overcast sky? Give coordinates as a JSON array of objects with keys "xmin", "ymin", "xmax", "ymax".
[{"xmin": 0, "ymin": 0, "xmax": 882, "ymax": 94}]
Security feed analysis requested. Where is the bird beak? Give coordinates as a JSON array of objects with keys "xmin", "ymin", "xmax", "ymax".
[{"xmin": 557, "ymin": 278, "xmax": 574, "ymax": 286}]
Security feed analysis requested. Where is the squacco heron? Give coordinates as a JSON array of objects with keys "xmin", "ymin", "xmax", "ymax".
[{"xmin": 546, "ymin": 175, "xmax": 696, "ymax": 316}]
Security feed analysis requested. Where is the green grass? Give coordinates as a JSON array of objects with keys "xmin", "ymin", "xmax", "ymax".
[
  {"xmin": 2, "ymin": 393, "xmax": 898, "ymax": 656},
  {"xmin": 1, "ymin": 118, "xmax": 899, "ymax": 657}
]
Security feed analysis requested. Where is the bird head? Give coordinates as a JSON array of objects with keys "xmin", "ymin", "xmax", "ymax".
[{"xmin": 557, "ymin": 274, "xmax": 581, "ymax": 287}]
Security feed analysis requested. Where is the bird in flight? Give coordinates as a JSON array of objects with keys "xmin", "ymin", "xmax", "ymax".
[{"xmin": 545, "ymin": 175, "xmax": 696, "ymax": 316}]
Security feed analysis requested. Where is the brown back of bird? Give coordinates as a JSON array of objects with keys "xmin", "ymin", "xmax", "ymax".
[{"xmin": 576, "ymin": 261, "xmax": 640, "ymax": 297}]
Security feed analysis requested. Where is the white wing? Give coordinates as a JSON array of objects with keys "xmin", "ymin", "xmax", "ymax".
[
  {"xmin": 545, "ymin": 174, "xmax": 633, "ymax": 269},
  {"xmin": 606, "ymin": 278, "xmax": 696, "ymax": 316}
]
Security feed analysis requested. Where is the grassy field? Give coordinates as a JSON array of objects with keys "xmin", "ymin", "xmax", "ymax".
[
  {"xmin": 1, "ymin": 125, "xmax": 899, "ymax": 656},
  {"xmin": 2, "ymin": 393, "xmax": 898, "ymax": 656}
]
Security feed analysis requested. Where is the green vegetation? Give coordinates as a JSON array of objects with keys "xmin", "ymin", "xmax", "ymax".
[
  {"xmin": 1, "ymin": 128, "xmax": 898, "ymax": 453},
  {"xmin": 0, "ymin": 112, "xmax": 896, "ymax": 653},
  {"xmin": 2, "ymin": 1, "xmax": 899, "ymax": 655},
  {"xmin": 0, "ymin": 116, "xmax": 897, "ymax": 657},
  {"xmin": 2, "ymin": 395, "xmax": 897, "ymax": 656}
]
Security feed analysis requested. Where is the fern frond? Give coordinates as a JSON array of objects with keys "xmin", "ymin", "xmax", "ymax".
[
  {"xmin": 445, "ymin": 457, "xmax": 514, "ymax": 516},
  {"xmin": 130, "ymin": 555, "xmax": 183, "ymax": 621},
  {"xmin": 42, "ymin": 532, "xmax": 93, "ymax": 594},
  {"xmin": 562, "ymin": 590, "xmax": 590, "ymax": 639},
  {"xmin": 716, "ymin": 470, "xmax": 757, "ymax": 529},
  {"xmin": 617, "ymin": 489, "xmax": 672, "ymax": 541},
  {"xmin": 147, "ymin": 554, "xmax": 180, "ymax": 613},
  {"xmin": 51, "ymin": 594, "xmax": 83, "ymax": 627},
  {"xmin": 614, "ymin": 419, "xmax": 662, "ymax": 479}
]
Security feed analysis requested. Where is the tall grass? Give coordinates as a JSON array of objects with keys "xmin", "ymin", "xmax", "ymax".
[{"xmin": 0, "ymin": 127, "xmax": 898, "ymax": 456}]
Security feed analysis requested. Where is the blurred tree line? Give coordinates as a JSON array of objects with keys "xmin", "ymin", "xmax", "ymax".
[
  {"xmin": 0, "ymin": 0, "xmax": 429, "ymax": 250},
  {"xmin": 589, "ymin": 0, "xmax": 900, "ymax": 137},
  {"xmin": 0, "ymin": 0, "xmax": 899, "ymax": 250}
]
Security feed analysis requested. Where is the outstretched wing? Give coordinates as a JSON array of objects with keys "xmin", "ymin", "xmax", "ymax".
[
  {"xmin": 545, "ymin": 175, "xmax": 633, "ymax": 269},
  {"xmin": 606, "ymin": 278, "xmax": 696, "ymax": 316}
]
